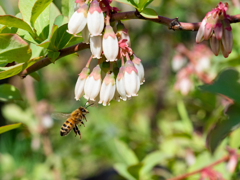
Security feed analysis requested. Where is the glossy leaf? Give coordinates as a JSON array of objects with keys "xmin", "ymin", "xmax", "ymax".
[
  {"xmin": 140, "ymin": 8, "xmax": 158, "ymax": 19},
  {"xmin": 0, "ymin": 15, "xmax": 35, "ymax": 37},
  {"xmin": 48, "ymin": 51, "xmax": 60, "ymax": 63},
  {"xmin": 113, "ymin": 0, "xmax": 137, "ymax": 8},
  {"xmin": 0, "ymin": 56, "xmax": 42, "ymax": 80},
  {"xmin": 199, "ymin": 69, "xmax": 240, "ymax": 105},
  {"xmin": 19, "ymin": 0, "xmax": 36, "ymax": 24},
  {"xmin": 30, "ymin": 0, "xmax": 53, "ymax": 27},
  {"xmin": 38, "ymin": 25, "xmax": 58, "ymax": 50},
  {"xmin": 0, "ymin": 84, "xmax": 22, "ymax": 102},
  {"xmin": 138, "ymin": 0, "xmax": 154, "ymax": 11},
  {"xmin": 0, "ymin": 34, "xmax": 32, "ymax": 63},
  {"xmin": 206, "ymin": 104, "xmax": 240, "ymax": 153},
  {"xmin": 0, "ymin": 123, "xmax": 22, "ymax": 134}
]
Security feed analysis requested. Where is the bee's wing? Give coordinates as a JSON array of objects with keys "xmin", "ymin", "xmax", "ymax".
[{"xmin": 51, "ymin": 112, "xmax": 71, "ymax": 121}]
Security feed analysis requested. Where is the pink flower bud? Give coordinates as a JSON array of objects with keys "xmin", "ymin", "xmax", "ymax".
[
  {"xmin": 75, "ymin": 67, "xmax": 90, "ymax": 100},
  {"xmin": 117, "ymin": 22, "xmax": 131, "ymax": 47},
  {"xmin": 124, "ymin": 60, "xmax": 140, "ymax": 97},
  {"xmin": 99, "ymin": 72, "xmax": 116, "ymax": 106},
  {"xmin": 67, "ymin": 4, "xmax": 88, "ymax": 35},
  {"xmin": 196, "ymin": 18, "xmax": 207, "ymax": 43},
  {"xmin": 84, "ymin": 65, "xmax": 102, "ymax": 101},
  {"xmin": 102, "ymin": 25, "xmax": 119, "ymax": 62},
  {"xmin": 210, "ymin": 34, "xmax": 220, "ymax": 56},
  {"xmin": 132, "ymin": 54, "xmax": 145, "ymax": 85},
  {"xmin": 90, "ymin": 35, "xmax": 102, "ymax": 59},
  {"xmin": 221, "ymin": 19, "xmax": 232, "ymax": 54},
  {"xmin": 116, "ymin": 66, "xmax": 127, "ymax": 101},
  {"xmin": 87, "ymin": 0, "xmax": 104, "ymax": 36}
]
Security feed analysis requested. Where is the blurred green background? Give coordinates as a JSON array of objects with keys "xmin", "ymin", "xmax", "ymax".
[{"xmin": 1, "ymin": 0, "xmax": 240, "ymax": 180}]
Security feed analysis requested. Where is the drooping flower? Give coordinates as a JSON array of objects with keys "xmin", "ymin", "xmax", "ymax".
[
  {"xmin": 84, "ymin": 65, "xmax": 102, "ymax": 101},
  {"xmin": 132, "ymin": 54, "xmax": 145, "ymax": 85},
  {"xmin": 123, "ymin": 60, "xmax": 140, "ymax": 97},
  {"xmin": 90, "ymin": 35, "xmax": 102, "ymax": 59},
  {"xmin": 102, "ymin": 25, "xmax": 119, "ymax": 62},
  {"xmin": 171, "ymin": 54, "xmax": 187, "ymax": 72},
  {"xmin": 117, "ymin": 22, "xmax": 131, "ymax": 47},
  {"xmin": 67, "ymin": 3, "xmax": 88, "ymax": 35},
  {"xmin": 99, "ymin": 72, "xmax": 116, "ymax": 106},
  {"xmin": 87, "ymin": 0, "xmax": 105, "ymax": 36},
  {"xmin": 116, "ymin": 66, "xmax": 127, "ymax": 101},
  {"xmin": 75, "ymin": 67, "xmax": 90, "ymax": 100}
]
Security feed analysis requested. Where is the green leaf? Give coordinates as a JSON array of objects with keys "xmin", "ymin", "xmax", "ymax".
[
  {"xmin": 127, "ymin": 163, "xmax": 143, "ymax": 180},
  {"xmin": 199, "ymin": 69, "xmax": 240, "ymax": 105},
  {"xmin": 114, "ymin": 139, "xmax": 139, "ymax": 166},
  {"xmin": 140, "ymin": 8, "xmax": 158, "ymax": 19},
  {"xmin": 0, "ymin": 6, "xmax": 6, "ymax": 15},
  {"xmin": 48, "ymin": 50, "xmax": 60, "ymax": 63},
  {"xmin": 61, "ymin": 0, "xmax": 70, "ymax": 17},
  {"xmin": 140, "ymin": 151, "xmax": 168, "ymax": 177},
  {"xmin": 0, "ymin": 56, "xmax": 42, "ymax": 80},
  {"xmin": 138, "ymin": 0, "xmax": 154, "ymax": 11},
  {"xmin": 114, "ymin": 163, "xmax": 136, "ymax": 180},
  {"xmin": 206, "ymin": 104, "xmax": 240, "ymax": 153},
  {"xmin": 30, "ymin": 0, "xmax": 53, "ymax": 27},
  {"xmin": 0, "ymin": 84, "xmax": 22, "ymax": 102},
  {"xmin": 19, "ymin": 0, "xmax": 36, "ymax": 24},
  {"xmin": 29, "ymin": 71, "xmax": 40, "ymax": 81},
  {"xmin": 0, "ymin": 26, "xmax": 18, "ymax": 34},
  {"xmin": 49, "ymin": 3, "xmax": 61, "ymax": 37},
  {"xmin": 38, "ymin": 24, "xmax": 58, "ymax": 50},
  {"xmin": 0, "ymin": 15, "xmax": 35, "ymax": 37},
  {"xmin": 0, "ymin": 123, "xmax": 22, "ymax": 134},
  {"xmin": 54, "ymin": 24, "xmax": 72, "ymax": 49},
  {"xmin": 113, "ymin": 0, "xmax": 137, "ymax": 8},
  {"xmin": 68, "ymin": 0, "xmax": 75, "ymax": 18},
  {"xmin": 0, "ymin": 34, "xmax": 32, "ymax": 63}
]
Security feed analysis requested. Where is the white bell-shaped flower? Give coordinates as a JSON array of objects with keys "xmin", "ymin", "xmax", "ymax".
[
  {"xmin": 90, "ymin": 35, "xmax": 102, "ymax": 59},
  {"xmin": 116, "ymin": 66, "xmax": 127, "ymax": 101},
  {"xmin": 67, "ymin": 3, "xmax": 88, "ymax": 35},
  {"xmin": 123, "ymin": 60, "xmax": 140, "ymax": 97},
  {"xmin": 87, "ymin": 0, "xmax": 104, "ymax": 36},
  {"xmin": 99, "ymin": 72, "xmax": 116, "ymax": 106},
  {"xmin": 84, "ymin": 65, "xmax": 102, "ymax": 101},
  {"xmin": 132, "ymin": 54, "xmax": 145, "ymax": 85},
  {"xmin": 75, "ymin": 67, "xmax": 90, "ymax": 100},
  {"xmin": 102, "ymin": 25, "xmax": 119, "ymax": 62}
]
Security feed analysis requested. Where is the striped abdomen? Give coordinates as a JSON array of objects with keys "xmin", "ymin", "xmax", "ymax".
[{"xmin": 60, "ymin": 118, "xmax": 76, "ymax": 136}]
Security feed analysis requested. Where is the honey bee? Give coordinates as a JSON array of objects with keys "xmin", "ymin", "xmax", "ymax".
[{"xmin": 52, "ymin": 105, "xmax": 92, "ymax": 138}]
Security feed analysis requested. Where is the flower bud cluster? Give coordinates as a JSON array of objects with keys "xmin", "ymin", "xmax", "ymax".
[
  {"xmin": 71, "ymin": 0, "xmax": 145, "ymax": 106},
  {"xmin": 173, "ymin": 44, "xmax": 213, "ymax": 96},
  {"xmin": 196, "ymin": 2, "xmax": 232, "ymax": 58}
]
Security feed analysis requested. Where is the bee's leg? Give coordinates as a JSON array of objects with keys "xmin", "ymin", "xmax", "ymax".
[
  {"xmin": 83, "ymin": 115, "xmax": 87, "ymax": 122},
  {"xmin": 73, "ymin": 126, "xmax": 78, "ymax": 137},
  {"xmin": 75, "ymin": 124, "xmax": 81, "ymax": 139}
]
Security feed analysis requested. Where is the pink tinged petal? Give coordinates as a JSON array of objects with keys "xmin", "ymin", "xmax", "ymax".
[
  {"xmin": 221, "ymin": 19, "xmax": 233, "ymax": 54},
  {"xmin": 204, "ymin": 22, "xmax": 213, "ymax": 40},
  {"xmin": 99, "ymin": 73, "xmax": 116, "ymax": 106},
  {"xmin": 82, "ymin": 25, "xmax": 90, "ymax": 44},
  {"xmin": 125, "ymin": 60, "xmax": 138, "ymax": 74},
  {"xmin": 87, "ymin": 0, "xmax": 104, "ymax": 36},
  {"xmin": 84, "ymin": 65, "xmax": 102, "ymax": 101},
  {"xmin": 179, "ymin": 78, "xmax": 192, "ymax": 96},
  {"xmin": 124, "ymin": 71, "xmax": 140, "ymax": 97},
  {"xmin": 116, "ymin": 77, "xmax": 127, "ymax": 101},
  {"xmin": 90, "ymin": 36, "xmax": 102, "ymax": 59},
  {"xmin": 196, "ymin": 18, "xmax": 207, "ymax": 43},
  {"xmin": 102, "ymin": 26, "xmax": 119, "ymax": 62},
  {"xmin": 214, "ymin": 20, "xmax": 223, "ymax": 40},
  {"xmin": 75, "ymin": 67, "xmax": 90, "ymax": 100},
  {"xmin": 210, "ymin": 34, "xmax": 220, "ymax": 56},
  {"xmin": 133, "ymin": 55, "xmax": 145, "ymax": 85},
  {"xmin": 226, "ymin": 155, "xmax": 238, "ymax": 173},
  {"xmin": 171, "ymin": 54, "xmax": 187, "ymax": 72},
  {"xmin": 67, "ymin": 4, "xmax": 88, "ymax": 35}
]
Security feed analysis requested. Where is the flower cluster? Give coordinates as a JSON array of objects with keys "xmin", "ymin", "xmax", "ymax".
[
  {"xmin": 69, "ymin": 0, "xmax": 145, "ymax": 106},
  {"xmin": 196, "ymin": 2, "xmax": 232, "ymax": 58},
  {"xmin": 172, "ymin": 44, "xmax": 213, "ymax": 96}
]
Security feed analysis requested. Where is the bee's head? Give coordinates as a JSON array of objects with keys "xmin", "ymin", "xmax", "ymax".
[{"xmin": 79, "ymin": 107, "xmax": 89, "ymax": 115}]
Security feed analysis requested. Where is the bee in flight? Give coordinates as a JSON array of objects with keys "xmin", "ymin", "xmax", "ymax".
[{"xmin": 52, "ymin": 104, "xmax": 92, "ymax": 138}]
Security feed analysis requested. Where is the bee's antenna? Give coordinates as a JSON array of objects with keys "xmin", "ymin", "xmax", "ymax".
[{"xmin": 85, "ymin": 103, "xmax": 94, "ymax": 108}]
